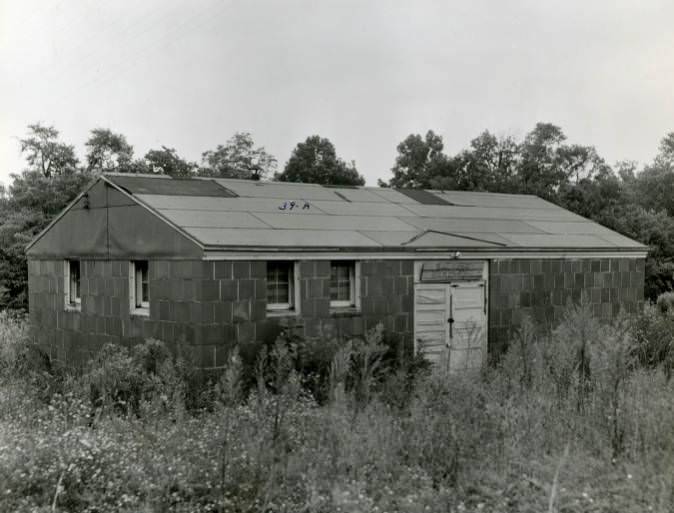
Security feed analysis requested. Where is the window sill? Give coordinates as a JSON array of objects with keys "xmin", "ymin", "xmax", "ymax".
[
  {"xmin": 131, "ymin": 308, "xmax": 150, "ymax": 317},
  {"xmin": 329, "ymin": 306, "xmax": 361, "ymax": 318},
  {"xmin": 64, "ymin": 304, "xmax": 81, "ymax": 312},
  {"xmin": 266, "ymin": 309, "xmax": 299, "ymax": 318}
]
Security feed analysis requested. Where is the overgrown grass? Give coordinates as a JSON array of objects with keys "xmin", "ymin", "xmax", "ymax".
[{"xmin": 1, "ymin": 306, "xmax": 673, "ymax": 512}]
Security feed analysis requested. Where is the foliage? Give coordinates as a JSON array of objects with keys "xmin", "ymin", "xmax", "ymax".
[
  {"xmin": 144, "ymin": 146, "xmax": 197, "ymax": 177},
  {"xmin": 381, "ymin": 125, "xmax": 674, "ymax": 299},
  {"xmin": 1, "ymin": 313, "xmax": 674, "ymax": 512},
  {"xmin": 631, "ymin": 303, "xmax": 674, "ymax": 380},
  {"xmin": 200, "ymin": 132, "xmax": 277, "ymax": 180},
  {"xmin": 656, "ymin": 291, "xmax": 674, "ymax": 315},
  {"xmin": 275, "ymin": 135, "xmax": 365, "ymax": 185},
  {"xmin": 453, "ymin": 131, "xmax": 520, "ymax": 192},
  {"xmin": 381, "ymin": 130, "xmax": 454, "ymax": 188},
  {"xmin": 18, "ymin": 123, "xmax": 79, "ymax": 178},
  {"xmin": 85, "ymin": 128, "xmax": 135, "ymax": 173},
  {"xmin": 0, "ymin": 170, "xmax": 92, "ymax": 310}
]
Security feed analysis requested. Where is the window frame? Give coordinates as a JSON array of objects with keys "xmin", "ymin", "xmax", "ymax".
[
  {"xmin": 129, "ymin": 260, "xmax": 150, "ymax": 316},
  {"xmin": 266, "ymin": 261, "xmax": 300, "ymax": 315},
  {"xmin": 64, "ymin": 259, "xmax": 81, "ymax": 310},
  {"xmin": 329, "ymin": 260, "xmax": 361, "ymax": 310}
]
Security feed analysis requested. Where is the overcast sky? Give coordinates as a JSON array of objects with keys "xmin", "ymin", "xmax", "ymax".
[{"xmin": 1, "ymin": 0, "xmax": 673, "ymax": 187}]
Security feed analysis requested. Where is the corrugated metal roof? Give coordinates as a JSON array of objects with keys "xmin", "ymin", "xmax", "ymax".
[
  {"xmin": 188, "ymin": 228, "xmax": 378, "ymax": 247},
  {"xmin": 104, "ymin": 175, "xmax": 647, "ymax": 252}
]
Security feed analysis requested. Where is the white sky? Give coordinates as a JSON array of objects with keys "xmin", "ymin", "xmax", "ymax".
[{"xmin": 1, "ymin": 0, "xmax": 673, "ymax": 188}]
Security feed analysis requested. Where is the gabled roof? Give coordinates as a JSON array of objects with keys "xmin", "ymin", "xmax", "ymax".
[{"xmin": 89, "ymin": 173, "xmax": 646, "ymax": 255}]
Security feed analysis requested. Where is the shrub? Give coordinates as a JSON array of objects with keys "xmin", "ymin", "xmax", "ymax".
[
  {"xmin": 0, "ymin": 309, "xmax": 28, "ymax": 374},
  {"xmin": 656, "ymin": 290, "xmax": 674, "ymax": 315},
  {"xmin": 632, "ymin": 304, "xmax": 674, "ymax": 379}
]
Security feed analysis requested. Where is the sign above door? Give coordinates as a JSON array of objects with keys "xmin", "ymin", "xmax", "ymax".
[{"xmin": 419, "ymin": 260, "xmax": 485, "ymax": 283}]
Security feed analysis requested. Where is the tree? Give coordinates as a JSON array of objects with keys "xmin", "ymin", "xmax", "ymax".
[
  {"xmin": 558, "ymin": 168, "xmax": 624, "ymax": 220},
  {"xmin": 383, "ymin": 130, "xmax": 452, "ymax": 189},
  {"xmin": 200, "ymin": 132, "xmax": 277, "ymax": 180},
  {"xmin": 517, "ymin": 123, "xmax": 568, "ymax": 198},
  {"xmin": 85, "ymin": 128, "xmax": 134, "ymax": 173},
  {"xmin": 19, "ymin": 123, "xmax": 79, "ymax": 178},
  {"xmin": 631, "ymin": 133, "xmax": 674, "ymax": 217},
  {"xmin": 0, "ymin": 171, "xmax": 92, "ymax": 310},
  {"xmin": 276, "ymin": 135, "xmax": 365, "ymax": 186},
  {"xmin": 144, "ymin": 146, "xmax": 197, "ymax": 177},
  {"xmin": 0, "ymin": 125, "xmax": 92, "ymax": 309},
  {"xmin": 454, "ymin": 131, "xmax": 520, "ymax": 192}
]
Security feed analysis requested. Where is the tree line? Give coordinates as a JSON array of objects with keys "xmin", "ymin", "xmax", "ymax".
[{"xmin": 1, "ymin": 122, "xmax": 672, "ymax": 309}]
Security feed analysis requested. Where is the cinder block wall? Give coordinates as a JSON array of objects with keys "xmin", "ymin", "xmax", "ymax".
[
  {"xmin": 28, "ymin": 259, "xmax": 224, "ymax": 365},
  {"xmin": 28, "ymin": 258, "xmax": 415, "ymax": 367},
  {"xmin": 488, "ymin": 257, "xmax": 645, "ymax": 356}
]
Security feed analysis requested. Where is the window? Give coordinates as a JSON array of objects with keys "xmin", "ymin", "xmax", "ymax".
[
  {"xmin": 266, "ymin": 261, "xmax": 298, "ymax": 313},
  {"xmin": 330, "ymin": 261, "xmax": 360, "ymax": 309},
  {"xmin": 64, "ymin": 260, "xmax": 81, "ymax": 309},
  {"xmin": 130, "ymin": 260, "xmax": 149, "ymax": 315}
]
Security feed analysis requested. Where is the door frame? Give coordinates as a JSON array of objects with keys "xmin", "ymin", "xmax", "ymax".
[{"xmin": 412, "ymin": 260, "xmax": 489, "ymax": 358}]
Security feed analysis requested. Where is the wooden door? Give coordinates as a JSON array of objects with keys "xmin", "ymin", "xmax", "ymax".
[
  {"xmin": 414, "ymin": 281, "xmax": 487, "ymax": 371},
  {"xmin": 414, "ymin": 283, "xmax": 450, "ymax": 364},
  {"xmin": 447, "ymin": 282, "xmax": 487, "ymax": 372}
]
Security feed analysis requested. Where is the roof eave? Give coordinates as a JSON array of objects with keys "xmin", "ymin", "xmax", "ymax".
[{"xmin": 201, "ymin": 245, "xmax": 649, "ymax": 256}]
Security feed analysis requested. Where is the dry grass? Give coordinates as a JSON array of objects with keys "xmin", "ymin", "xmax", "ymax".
[{"xmin": 0, "ymin": 308, "xmax": 673, "ymax": 512}]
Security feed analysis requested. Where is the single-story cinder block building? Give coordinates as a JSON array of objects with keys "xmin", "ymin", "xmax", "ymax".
[{"xmin": 26, "ymin": 174, "xmax": 647, "ymax": 371}]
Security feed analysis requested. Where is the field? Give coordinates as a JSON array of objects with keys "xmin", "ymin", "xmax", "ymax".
[{"xmin": 1, "ymin": 307, "xmax": 673, "ymax": 513}]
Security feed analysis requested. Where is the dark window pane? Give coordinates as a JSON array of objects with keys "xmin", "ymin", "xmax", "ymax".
[
  {"xmin": 330, "ymin": 261, "xmax": 353, "ymax": 302},
  {"xmin": 69, "ymin": 260, "xmax": 80, "ymax": 303},
  {"xmin": 267, "ymin": 261, "xmax": 293, "ymax": 306}
]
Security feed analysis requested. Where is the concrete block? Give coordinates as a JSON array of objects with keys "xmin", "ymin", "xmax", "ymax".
[
  {"xmin": 201, "ymin": 280, "xmax": 219, "ymax": 302},
  {"xmin": 590, "ymin": 288, "xmax": 601, "ymax": 304},
  {"xmin": 110, "ymin": 296, "xmax": 121, "ymax": 317},
  {"xmin": 153, "ymin": 261, "xmax": 170, "ymax": 279},
  {"xmin": 236, "ymin": 322, "xmax": 256, "ymax": 343},
  {"xmin": 183, "ymin": 280, "xmax": 197, "ymax": 301},
  {"xmin": 173, "ymin": 302, "xmax": 191, "ymax": 323},
  {"xmin": 182, "ymin": 323, "xmax": 198, "ymax": 343},
  {"xmin": 238, "ymin": 279, "xmax": 254, "ymax": 300},
  {"xmin": 315, "ymin": 260, "xmax": 331, "ymax": 277},
  {"xmin": 574, "ymin": 273, "xmax": 584, "ymax": 289},
  {"xmin": 160, "ymin": 323, "xmax": 174, "ymax": 342},
  {"xmin": 213, "ymin": 301, "xmax": 233, "ymax": 323},
  {"xmin": 250, "ymin": 261, "xmax": 266, "ymax": 279},
  {"xmin": 254, "ymin": 278, "xmax": 265, "ymax": 299},
  {"xmin": 299, "ymin": 261, "xmax": 314, "ymax": 277},
  {"xmin": 220, "ymin": 280, "xmax": 237, "ymax": 301},
  {"xmin": 159, "ymin": 301, "xmax": 170, "ymax": 321},
  {"xmin": 201, "ymin": 303, "xmax": 215, "ymax": 324},
  {"xmin": 584, "ymin": 273, "xmax": 593, "ymax": 288},
  {"xmin": 251, "ymin": 300, "xmax": 267, "ymax": 321},
  {"xmin": 192, "ymin": 261, "xmax": 213, "ymax": 279},
  {"xmin": 169, "ymin": 260, "xmax": 192, "ymax": 278},
  {"xmin": 520, "ymin": 291, "xmax": 531, "ymax": 307},
  {"xmin": 233, "ymin": 261, "xmax": 250, "ymax": 279},
  {"xmin": 232, "ymin": 301, "xmax": 250, "ymax": 323},
  {"xmin": 533, "ymin": 274, "xmax": 544, "ymax": 290},
  {"xmin": 200, "ymin": 325, "xmax": 225, "ymax": 345},
  {"xmin": 222, "ymin": 324, "xmax": 236, "ymax": 344},
  {"xmin": 170, "ymin": 280, "xmax": 184, "ymax": 299},
  {"xmin": 400, "ymin": 259, "xmax": 414, "ymax": 277},
  {"xmin": 214, "ymin": 261, "xmax": 233, "ymax": 280}
]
